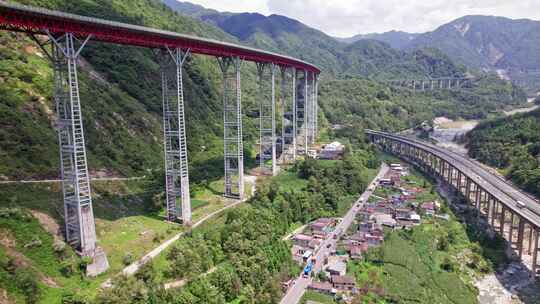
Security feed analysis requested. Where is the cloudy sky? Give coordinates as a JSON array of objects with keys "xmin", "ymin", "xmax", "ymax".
[{"xmin": 184, "ymin": 0, "xmax": 540, "ymax": 37}]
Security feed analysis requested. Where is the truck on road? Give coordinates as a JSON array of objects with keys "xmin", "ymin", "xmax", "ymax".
[{"xmin": 302, "ymin": 260, "xmax": 313, "ymax": 278}]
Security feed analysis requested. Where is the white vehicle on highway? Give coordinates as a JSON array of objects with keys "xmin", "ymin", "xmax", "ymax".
[{"xmin": 516, "ymin": 200, "xmax": 526, "ymax": 209}]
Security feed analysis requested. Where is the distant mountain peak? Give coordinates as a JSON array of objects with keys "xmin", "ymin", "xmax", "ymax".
[{"xmin": 336, "ymin": 31, "xmax": 420, "ymax": 49}]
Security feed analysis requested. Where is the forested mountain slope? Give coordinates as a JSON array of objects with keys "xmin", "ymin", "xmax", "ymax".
[
  {"xmin": 465, "ymin": 108, "xmax": 540, "ymax": 196},
  {"xmin": 1, "ymin": 0, "xmax": 263, "ymax": 181},
  {"xmin": 335, "ymin": 30, "xmax": 420, "ymax": 49},
  {"xmin": 0, "ymin": 0, "xmax": 528, "ymax": 181},
  {"xmin": 320, "ymin": 74, "xmax": 526, "ymax": 135},
  {"xmin": 408, "ymin": 15, "xmax": 540, "ymax": 71},
  {"xmin": 162, "ymin": 1, "xmax": 468, "ymax": 80}
]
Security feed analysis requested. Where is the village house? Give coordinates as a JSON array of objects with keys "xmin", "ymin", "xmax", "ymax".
[
  {"xmin": 396, "ymin": 219, "xmax": 415, "ymax": 230},
  {"xmin": 347, "ymin": 243, "xmax": 368, "ymax": 259},
  {"xmin": 420, "ymin": 202, "xmax": 437, "ymax": 215},
  {"xmin": 372, "ymin": 212, "xmax": 397, "ymax": 228},
  {"xmin": 356, "ymin": 210, "xmax": 371, "ymax": 221},
  {"xmin": 326, "ymin": 260, "xmax": 347, "ymax": 276},
  {"xmin": 348, "ymin": 232, "xmax": 366, "ymax": 244},
  {"xmin": 311, "ymin": 217, "xmax": 335, "ymax": 235},
  {"xmin": 331, "ymin": 275, "xmax": 356, "ymax": 291},
  {"xmin": 308, "ymin": 282, "xmax": 335, "ymax": 295},
  {"xmin": 358, "ymin": 220, "xmax": 379, "ymax": 233},
  {"xmin": 308, "ymin": 238, "xmax": 322, "ymax": 250},
  {"xmin": 366, "ymin": 233, "xmax": 384, "ymax": 247},
  {"xmin": 292, "ymin": 234, "xmax": 313, "ymax": 247},
  {"xmin": 394, "ymin": 208, "xmax": 412, "ymax": 219},
  {"xmin": 318, "ymin": 141, "xmax": 345, "ymax": 160}
]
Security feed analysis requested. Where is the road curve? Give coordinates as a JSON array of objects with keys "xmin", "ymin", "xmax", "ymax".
[{"xmin": 366, "ymin": 130, "xmax": 540, "ymax": 228}]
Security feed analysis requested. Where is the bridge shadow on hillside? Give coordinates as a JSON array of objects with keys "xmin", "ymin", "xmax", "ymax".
[{"xmin": 439, "ymin": 183, "xmax": 540, "ymax": 303}]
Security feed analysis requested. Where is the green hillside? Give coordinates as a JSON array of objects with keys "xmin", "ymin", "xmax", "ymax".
[
  {"xmin": 465, "ymin": 107, "xmax": 540, "ymax": 196},
  {"xmin": 1, "ymin": 0, "xmax": 263, "ymax": 181},
  {"xmin": 319, "ymin": 74, "xmax": 526, "ymax": 135},
  {"xmin": 162, "ymin": 2, "xmax": 467, "ymax": 80}
]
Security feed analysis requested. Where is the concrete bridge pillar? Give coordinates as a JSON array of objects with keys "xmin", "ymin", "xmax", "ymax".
[
  {"xmin": 475, "ymin": 186, "xmax": 481, "ymax": 209},
  {"xmin": 509, "ymin": 211, "xmax": 516, "ymax": 245},
  {"xmin": 456, "ymin": 171, "xmax": 462, "ymax": 192},
  {"xmin": 517, "ymin": 218, "xmax": 525, "ymax": 259},
  {"xmin": 465, "ymin": 178, "xmax": 471, "ymax": 200},
  {"xmin": 533, "ymin": 227, "xmax": 539, "ymax": 275},
  {"xmin": 500, "ymin": 206, "xmax": 506, "ymax": 235},
  {"xmin": 487, "ymin": 195, "xmax": 495, "ymax": 225}
]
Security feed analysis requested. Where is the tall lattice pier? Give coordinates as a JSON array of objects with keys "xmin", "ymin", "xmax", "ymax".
[{"xmin": 219, "ymin": 57, "xmax": 245, "ymax": 199}]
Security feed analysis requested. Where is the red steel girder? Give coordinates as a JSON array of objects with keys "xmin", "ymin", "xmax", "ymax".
[{"xmin": 0, "ymin": 2, "xmax": 320, "ymax": 73}]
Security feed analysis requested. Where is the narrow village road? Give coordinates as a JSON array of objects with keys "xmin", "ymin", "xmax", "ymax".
[{"xmin": 279, "ymin": 164, "xmax": 389, "ymax": 304}]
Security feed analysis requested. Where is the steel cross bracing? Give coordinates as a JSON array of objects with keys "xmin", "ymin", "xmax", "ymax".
[
  {"xmin": 313, "ymin": 73, "xmax": 318, "ymax": 142},
  {"xmin": 218, "ymin": 57, "xmax": 244, "ymax": 199},
  {"xmin": 160, "ymin": 47, "xmax": 191, "ymax": 224},
  {"xmin": 295, "ymin": 70, "xmax": 307, "ymax": 156},
  {"xmin": 256, "ymin": 63, "xmax": 277, "ymax": 175},
  {"xmin": 280, "ymin": 67, "xmax": 296, "ymax": 163},
  {"xmin": 46, "ymin": 32, "xmax": 96, "ymax": 255},
  {"xmin": 307, "ymin": 72, "xmax": 317, "ymax": 145}
]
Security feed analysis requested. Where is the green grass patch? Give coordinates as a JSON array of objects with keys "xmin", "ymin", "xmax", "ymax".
[
  {"xmin": 273, "ymin": 170, "xmax": 308, "ymax": 192},
  {"xmin": 301, "ymin": 290, "xmax": 336, "ymax": 304}
]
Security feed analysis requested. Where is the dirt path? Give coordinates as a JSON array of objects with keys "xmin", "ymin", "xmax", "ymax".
[
  {"xmin": 282, "ymin": 224, "xmax": 307, "ymax": 241},
  {"xmin": 163, "ymin": 266, "xmax": 218, "ymax": 290},
  {"xmin": 118, "ymin": 175, "xmax": 257, "ymax": 279}
]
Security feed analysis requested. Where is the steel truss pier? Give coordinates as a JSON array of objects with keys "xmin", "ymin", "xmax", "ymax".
[
  {"xmin": 312, "ymin": 73, "xmax": 318, "ymax": 144},
  {"xmin": 294, "ymin": 70, "xmax": 317, "ymax": 156},
  {"xmin": 33, "ymin": 32, "xmax": 109, "ymax": 275},
  {"xmin": 219, "ymin": 57, "xmax": 244, "ymax": 199},
  {"xmin": 257, "ymin": 63, "xmax": 277, "ymax": 175},
  {"xmin": 295, "ymin": 70, "xmax": 307, "ymax": 155},
  {"xmin": 160, "ymin": 47, "xmax": 191, "ymax": 224},
  {"xmin": 280, "ymin": 67, "xmax": 296, "ymax": 162}
]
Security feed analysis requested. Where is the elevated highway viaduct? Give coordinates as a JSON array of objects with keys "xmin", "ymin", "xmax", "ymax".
[{"xmin": 366, "ymin": 130, "xmax": 540, "ymax": 276}]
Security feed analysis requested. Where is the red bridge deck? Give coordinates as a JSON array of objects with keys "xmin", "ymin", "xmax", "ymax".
[{"xmin": 0, "ymin": 2, "xmax": 320, "ymax": 73}]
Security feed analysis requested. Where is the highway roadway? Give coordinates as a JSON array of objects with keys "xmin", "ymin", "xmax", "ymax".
[
  {"xmin": 366, "ymin": 130, "xmax": 540, "ymax": 227},
  {"xmin": 279, "ymin": 163, "xmax": 389, "ymax": 304}
]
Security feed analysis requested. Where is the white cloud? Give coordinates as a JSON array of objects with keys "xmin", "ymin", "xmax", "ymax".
[
  {"xmin": 184, "ymin": 0, "xmax": 540, "ymax": 37},
  {"xmin": 186, "ymin": 0, "xmax": 270, "ymax": 14}
]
